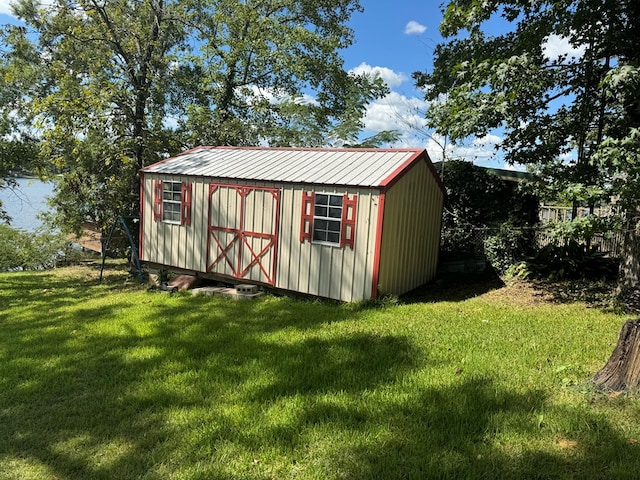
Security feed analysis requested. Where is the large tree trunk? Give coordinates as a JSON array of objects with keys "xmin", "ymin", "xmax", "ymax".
[
  {"xmin": 616, "ymin": 217, "xmax": 640, "ymax": 310},
  {"xmin": 593, "ymin": 319, "xmax": 640, "ymax": 391}
]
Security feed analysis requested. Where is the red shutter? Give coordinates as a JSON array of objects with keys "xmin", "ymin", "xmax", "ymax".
[
  {"xmin": 153, "ymin": 180, "xmax": 163, "ymax": 221},
  {"xmin": 181, "ymin": 182, "xmax": 192, "ymax": 226},
  {"xmin": 300, "ymin": 191, "xmax": 314, "ymax": 243},
  {"xmin": 340, "ymin": 194, "xmax": 357, "ymax": 249}
]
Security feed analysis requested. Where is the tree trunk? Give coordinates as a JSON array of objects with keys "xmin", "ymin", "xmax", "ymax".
[
  {"xmin": 593, "ymin": 319, "xmax": 640, "ymax": 391},
  {"xmin": 616, "ymin": 216, "xmax": 640, "ymax": 310}
]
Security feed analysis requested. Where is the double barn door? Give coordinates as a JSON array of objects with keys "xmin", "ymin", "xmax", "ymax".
[{"xmin": 206, "ymin": 184, "xmax": 280, "ymax": 286}]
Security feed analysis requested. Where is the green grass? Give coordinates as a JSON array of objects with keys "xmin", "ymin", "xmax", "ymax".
[{"xmin": 1, "ymin": 263, "xmax": 639, "ymax": 479}]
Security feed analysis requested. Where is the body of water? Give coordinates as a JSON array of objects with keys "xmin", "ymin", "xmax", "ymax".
[{"xmin": 0, "ymin": 178, "xmax": 55, "ymax": 231}]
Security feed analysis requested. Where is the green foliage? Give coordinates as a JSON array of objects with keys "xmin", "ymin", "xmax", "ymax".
[
  {"xmin": 1, "ymin": 0, "xmax": 380, "ymax": 233},
  {"xmin": 0, "ymin": 224, "xmax": 69, "ymax": 271},
  {"xmin": 515, "ymin": 241, "xmax": 619, "ymax": 281},
  {"xmin": 420, "ymin": 0, "xmax": 640, "ymax": 291},
  {"xmin": 547, "ymin": 215, "xmax": 622, "ymax": 245},
  {"xmin": 438, "ymin": 160, "xmax": 538, "ymax": 265},
  {"xmin": 484, "ymin": 221, "xmax": 537, "ymax": 275}
]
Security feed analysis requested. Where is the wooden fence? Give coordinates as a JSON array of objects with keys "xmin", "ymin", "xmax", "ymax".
[{"xmin": 442, "ymin": 225, "xmax": 627, "ymax": 258}]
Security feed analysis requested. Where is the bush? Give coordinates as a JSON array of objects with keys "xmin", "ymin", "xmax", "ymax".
[
  {"xmin": 514, "ymin": 241, "xmax": 618, "ymax": 281},
  {"xmin": 0, "ymin": 224, "xmax": 70, "ymax": 271},
  {"xmin": 484, "ymin": 223, "xmax": 537, "ymax": 274}
]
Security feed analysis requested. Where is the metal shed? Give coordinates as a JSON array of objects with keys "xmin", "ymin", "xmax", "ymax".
[{"xmin": 139, "ymin": 146, "xmax": 444, "ymax": 302}]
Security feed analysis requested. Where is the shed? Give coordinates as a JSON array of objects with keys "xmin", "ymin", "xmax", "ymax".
[{"xmin": 139, "ymin": 146, "xmax": 444, "ymax": 302}]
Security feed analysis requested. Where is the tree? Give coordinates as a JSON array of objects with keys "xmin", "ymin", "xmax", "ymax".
[
  {"xmin": 2, "ymin": 0, "xmax": 382, "ymax": 233},
  {"xmin": 592, "ymin": 318, "xmax": 640, "ymax": 391},
  {"xmin": 415, "ymin": 0, "xmax": 640, "ymax": 302},
  {"xmin": 436, "ymin": 160, "xmax": 538, "ymax": 272},
  {"xmin": 0, "ymin": 24, "xmax": 42, "ymax": 223}
]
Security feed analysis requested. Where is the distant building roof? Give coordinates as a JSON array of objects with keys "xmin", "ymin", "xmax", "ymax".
[
  {"xmin": 142, "ymin": 146, "xmax": 440, "ymax": 189},
  {"xmin": 432, "ymin": 161, "xmax": 534, "ymax": 183}
]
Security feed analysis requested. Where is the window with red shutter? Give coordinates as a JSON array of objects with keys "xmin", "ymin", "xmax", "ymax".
[
  {"xmin": 154, "ymin": 180, "xmax": 192, "ymax": 226},
  {"xmin": 340, "ymin": 194, "xmax": 357, "ymax": 249},
  {"xmin": 300, "ymin": 191, "xmax": 314, "ymax": 243},
  {"xmin": 153, "ymin": 180, "xmax": 163, "ymax": 221},
  {"xmin": 181, "ymin": 182, "xmax": 192, "ymax": 226},
  {"xmin": 301, "ymin": 191, "xmax": 358, "ymax": 248}
]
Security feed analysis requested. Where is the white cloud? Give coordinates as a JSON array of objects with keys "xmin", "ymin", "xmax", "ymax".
[
  {"xmin": 423, "ymin": 132, "xmax": 502, "ymax": 165},
  {"xmin": 404, "ymin": 20, "xmax": 426, "ymax": 35},
  {"xmin": 473, "ymin": 134, "xmax": 502, "ymax": 148},
  {"xmin": 363, "ymin": 91, "xmax": 427, "ymax": 133},
  {"xmin": 0, "ymin": 0, "xmax": 16, "ymax": 16},
  {"xmin": 349, "ymin": 65, "xmax": 509, "ymax": 163},
  {"xmin": 542, "ymin": 34, "xmax": 586, "ymax": 61},
  {"xmin": 349, "ymin": 62, "xmax": 407, "ymax": 89}
]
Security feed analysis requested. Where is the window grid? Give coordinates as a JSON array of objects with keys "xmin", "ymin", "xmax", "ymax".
[
  {"xmin": 162, "ymin": 181, "xmax": 182, "ymax": 223},
  {"xmin": 312, "ymin": 193, "xmax": 343, "ymax": 245}
]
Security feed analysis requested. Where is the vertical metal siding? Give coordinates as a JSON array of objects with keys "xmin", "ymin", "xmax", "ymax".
[
  {"xmin": 142, "ymin": 174, "xmax": 387, "ymax": 301},
  {"xmin": 274, "ymin": 186, "xmax": 379, "ymax": 302},
  {"xmin": 377, "ymin": 159, "xmax": 444, "ymax": 296},
  {"xmin": 141, "ymin": 174, "xmax": 209, "ymax": 272}
]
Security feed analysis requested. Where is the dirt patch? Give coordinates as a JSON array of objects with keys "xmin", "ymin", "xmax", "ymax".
[
  {"xmin": 479, "ymin": 278, "xmax": 617, "ymax": 309},
  {"xmin": 407, "ymin": 272, "xmax": 616, "ymax": 309},
  {"xmin": 478, "ymin": 280, "xmax": 553, "ymax": 306}
]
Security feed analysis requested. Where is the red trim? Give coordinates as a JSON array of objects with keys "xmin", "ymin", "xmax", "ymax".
[
  {"xmin": 300, "ymin": 191, "xmax": 314, "ymax": 243},
  {"xmin": 181, "ymin": 182, "xmax": 192, "ymax": 226},
  {"xmin": 378, "ymin": 150, "xmax": 421, "ymax": 190},
  {"xmin": 138, "ymin": 173, "xmax": 145, "ymax": 261},
  {"xmin": 153, "ymin": 180, "xmax": 163, "ymax": 221},
  {"xmin": 207, "ymin": 183, "xmax": 280, "ymax": 285},
  {"xmin": 371, "ymin": 192, "xmax": 386, "ymax": 299},
  {"xmin": 378, "ymin": 150, "xmax": 445, "ymax": 195},
  {"xmin": 340, "ymin": 194, "xmax": 357, "ymax": 249},
  {"xmin": 271, "ymin": 189, "xmax": 281, "ymax": 285}
]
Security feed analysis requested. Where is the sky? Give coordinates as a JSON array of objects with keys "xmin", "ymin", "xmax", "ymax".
[
  {"xmin": 340, "ymin": 2, "xmax": 584, "ymax": 170},
  {"xmin": 0, "ymin": 1, "xmax": 581, "ymax": 170},
  {"xmin": 341, "ymin": 2, "xmax": 517, "ymax": 168}
]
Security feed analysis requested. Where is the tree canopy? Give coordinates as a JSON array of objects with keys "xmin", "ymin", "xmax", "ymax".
[
  {"xmin": 417, "ymin": 0, "xmax": 640, "ymax": 299},
  {"xmin": 1, "ymin": 0, "xmax": 386, "ymax": 231}
]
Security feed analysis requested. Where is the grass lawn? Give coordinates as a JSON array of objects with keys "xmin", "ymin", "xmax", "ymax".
[{"xmin": 1, "ymin": 262, "xmax": 639, "ymax": 479}]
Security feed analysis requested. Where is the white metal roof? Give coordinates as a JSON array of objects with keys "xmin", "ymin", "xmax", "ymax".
[{"xmin": 142, "ymin": 146, "xmax": 433, "ymax": 188}]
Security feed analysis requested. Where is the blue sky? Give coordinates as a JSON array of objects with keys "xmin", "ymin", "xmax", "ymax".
[
  {"xmin": 0, "ymin": 1, "xmax": 579, "ymax": 169},
  {"xmin": 341, "ymin": 3, "xmax": 583, "ymax": 169},
  {"xmin": 340, "ymin": 3, "xmax": 510, "ymax": 167}
]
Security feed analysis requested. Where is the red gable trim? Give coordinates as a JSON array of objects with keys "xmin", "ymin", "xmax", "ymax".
[{"xmin": 378, "ymin": 149, "xmax": 445, "ymax": 194}]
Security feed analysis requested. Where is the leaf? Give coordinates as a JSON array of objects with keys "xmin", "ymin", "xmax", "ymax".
[{"xmin": 556, "ymin": 438, "xmax": 578, "ymax": 450}]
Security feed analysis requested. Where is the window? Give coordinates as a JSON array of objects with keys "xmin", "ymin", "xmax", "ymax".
[
  {"xmin": 162, "ymin": 181, "xmax": 182, "ymax": 223},
  {"xmin": 153, "ymin": 180, "xmax": 192, "ymax": 225},
  {"xmin": 300, "ymin": 191, "xmax": 357, "ymax": 249},
  {"xmin": 312, "ymin": 193, "xmax": 343, "ymax": 244}
]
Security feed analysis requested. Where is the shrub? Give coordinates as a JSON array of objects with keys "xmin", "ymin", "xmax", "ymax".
[
  {"xmin": 484, "ymin": 223, "xmax": 537, "ymax": 275},
  {"xmin": 517, "ymin": 241, "xmax": 618, "ymax": 281},
  {"xmin": 0, "ymin": 224, "xmax": 70, "ymax": 271}
]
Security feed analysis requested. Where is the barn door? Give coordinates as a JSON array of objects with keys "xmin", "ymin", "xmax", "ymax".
[{"xmin": 206, "ymin": 184, "xmax": 281, "ymax": 285}]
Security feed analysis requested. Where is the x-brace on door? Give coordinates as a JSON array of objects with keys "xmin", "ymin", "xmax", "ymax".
[{"xmin": 206, "ymin": 184, "xmax": 281, "ymax": 286}]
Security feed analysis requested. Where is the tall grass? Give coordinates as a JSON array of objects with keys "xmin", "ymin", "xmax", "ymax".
[{"xmin": 1, "ymin": 263, "xmax": 638, "ymax": 479}]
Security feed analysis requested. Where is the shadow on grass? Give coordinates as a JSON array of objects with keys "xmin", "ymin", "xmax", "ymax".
[
  {"xmin": 403, "ymin": 269, "xmax": 506, "ymax": 303},
  {"xmin": 0, "ymin": 285, "xmax": 415, "ymax": 478},
  {"xmin": 530, "ymin": 278, "xmax": 618, "ymax": 310},
  {"xmin": 1, "ymin": 269, "xmax": 639, "ymax": 479},
  {"xmin": 317, "ymin": 377, "xmax": 640, "ymax": 479}
]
